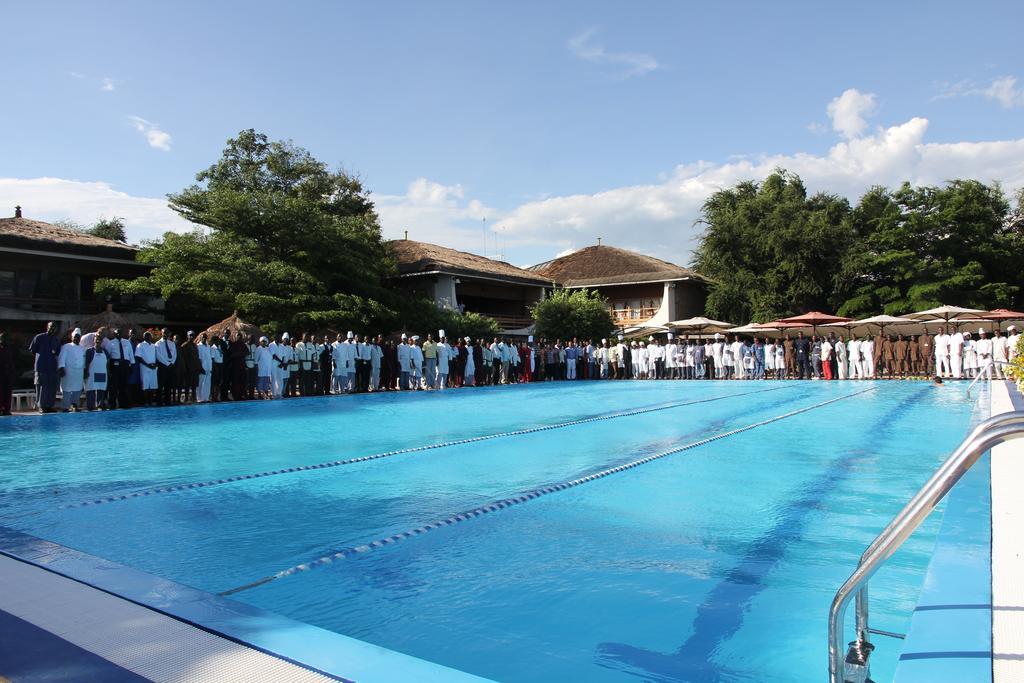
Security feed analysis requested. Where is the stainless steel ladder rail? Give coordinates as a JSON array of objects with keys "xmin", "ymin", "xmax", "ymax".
[
  {"xmin": 965, "ymin": 359, "xmax": 1013, "ymax": 399},
  {"xmin": 828, "ymin": 410, "xmax": 1024, "ymax": 683}
]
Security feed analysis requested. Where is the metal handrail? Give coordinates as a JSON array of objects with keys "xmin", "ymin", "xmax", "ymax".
[
  {"xmin": 828, "ymin": 410, "xmax": 1024, "ymax": 683},
  {"xmin": 965, "ymin": 359, "xmax": 1013, "ymax": 398}
]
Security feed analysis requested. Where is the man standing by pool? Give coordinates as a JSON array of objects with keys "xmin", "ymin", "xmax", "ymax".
[
  {"xmin": 29, "ymin": 321, "xmax": 61, "ymax": 412},
  {"xmin": 155, "ymin": 328, "xmax": 177, "ymax": 406},
  {"xmin": 793, "ymin": 332, "xmax": 810, "ymax": 379},
  {"xmin": 934, "ymin": 327, "xmax": 950, "ymax": 378},
  {"xmin": 134, "ymin": 331, "xmax": 159, "ymax": 406}
]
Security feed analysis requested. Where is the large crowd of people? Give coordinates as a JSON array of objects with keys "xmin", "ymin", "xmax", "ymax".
[{"xmin": 2, "ymin": 321, "xmax": 1019, "ymax": 416}]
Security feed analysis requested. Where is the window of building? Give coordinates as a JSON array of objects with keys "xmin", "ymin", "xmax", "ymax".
[{"xmin": 0, "ymin": 270, "xmax": 14, "ymax": 297}]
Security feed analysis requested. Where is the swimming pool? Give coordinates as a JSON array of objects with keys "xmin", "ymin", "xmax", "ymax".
[{"xmin": 0, "ymin": 381, "xmax": 980, "ymax": 682}]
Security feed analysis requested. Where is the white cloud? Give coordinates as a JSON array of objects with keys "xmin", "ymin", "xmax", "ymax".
[
  {"xmin": 375, "ymin": 178, "xmax": 500, "ymax": 255},
  {"xmin": 129, "ymin": 116, "xmax": 172, "ymax": 151},
  {"xmin": 0, "ymin": 177, "xmax": 192, "ymax": 243},
  {"xmin": 100, "ymin": 77, "xmax": 116, "ymax": 92},
  {"xmin": 490, "ymin": 115, "xmax": 1024, "ymax": 266},
  {"xmin": 826, "ymin": 88, "xmax": 878, "ymax": 139},
  {"xmin": 568, "ymin": 28, "xmax": 659, "ymax": 79},
  {"xmin": 935, "ymin": 75, "xmax": 1024, "ymax": 109}
]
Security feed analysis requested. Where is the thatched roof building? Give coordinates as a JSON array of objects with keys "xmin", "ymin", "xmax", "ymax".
[
  {"xmin": 74, "ymin": 304, "xmax": 135, "ymax": 335},
  {"xmin": 390, "ymin": 239, "xmax": 550, "ymax": 287},
  {"xmin": 0, "ymin": 210, "xmax": 140, "ymax": 262},
  {"xmin": 529, "ymin": 245, "xmax": 710, "ymax": 288},
  {"xmin": 195, "ymin": 311, "xmax": 264, "ymax": 341},
  {"xmin": 388, "ymin": 238, "xmax": 548, "ymax": 333},
  {"xmin": 529, "ymin": 244, "xmax": 710, "ymax": 327}
]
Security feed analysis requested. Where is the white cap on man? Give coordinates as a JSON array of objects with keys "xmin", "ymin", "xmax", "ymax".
[
  {"xmin": 282, "ymin": 332, "xmax": 290, "ymax": 340},
  {"xmin": 438, "ymin": 329, "xmax": 445, "ymax": 338},
  {"xmin": 401, "ymin": 333, "xmax": 408, "ymax": 340},
  {"xmin": 667, "ymin": 332, "xmax": 674, "ymax": 340},
  {"xmin": 528, "ymin": 335, "xmax": 534, "ymax": 343}
]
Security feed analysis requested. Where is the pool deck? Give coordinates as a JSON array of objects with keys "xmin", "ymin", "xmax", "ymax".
[{"xmin": 991, "ymin": 380, "xmax": 1024, "ymax": 682}]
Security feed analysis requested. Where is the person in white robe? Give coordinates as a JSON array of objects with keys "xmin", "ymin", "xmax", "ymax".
[
  {"xmin": 646, "ymin": 338, "xmax": 658, "ymax": 378},
  {"xmin": 948, "ymin": 329, "xmax": 964, "ymax": 379},
  {"xmin": 268, "ymin": 334, "xmax": 288, "ymax": 398},
  {"xmin": 765, "ymin": 340, "xmax": 776, "ymax": 378},
  {"xmin": 635, "ymin": 342, "xmax": 647, "ymax": 379},
  {"xmin": 664, "ymin": 335, "xmax": 678, "ymax": 380},
  {"xmin": 774, "ymin": 340, "xmax": 785, "ymax": 380},
  {"xmin": 58, "ymin": 328, "xmax": 87, "ymax": 411},
  {"xmin": 847, "ymin": 337, "xmax": 862, "ymax": 379},
  {"xmin": 1007, "ymin": 325, "xmax": 1020, "ymax": 364},
  {"xmin": 331, "ymin": 334, "xmax": 346, "ymax": 393},
  {"xmin": 83, "ymin": 333, "xmax": 109, "ymax": 410},
  {"xmin": 134, "ymin": 331, "xmax": 159, "ymax": 405},
  {"xmin": 370, "ymin": 336, "xmax": 384, "ymax": 390},
  {"xmin": 712, "ymin": 334, "xmax": 725, "ymax": 378},
  {"xmin": 410, "ymin": 337, "xmax": 424, "ymax": 388},
  {"xmin": 436, "ymin": 337, "xmax": 451, "ymax": 389},
  {"xmin": 196, "ymin": 333, "xmax": 214, "ymax": 402},
  {"xmin": 860, "ymin": 335, "xmax": 875, "ymax": 378},
  {"xmin": 992, "ymin": 329, "xmax": 1008, "ymax": 379},
  {"xmin": 835, "ymin": 336, "xmax": 848, "ymax": 380},
  {"xmin": 464, "ymin": 337, "xmax": 476, "ymax": 386},
  {"xmin": 934, "ymin": 327, "xmax": 951, "ymax": 378},
  {"xmin": 961, "ymin": 332, "xmax": 977, "ymax": 378},
  {"xmin": 255, "ymin": 337, "xmax": 273, "ymax": 398},
  {"xmin": 974, "ymin": 328, "xmax": 993, "ymax": 380}
]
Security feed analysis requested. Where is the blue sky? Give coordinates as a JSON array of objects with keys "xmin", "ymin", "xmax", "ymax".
[{"xmin": 2, "ymin": 1, "xmax": 1023, "ymax": 266}]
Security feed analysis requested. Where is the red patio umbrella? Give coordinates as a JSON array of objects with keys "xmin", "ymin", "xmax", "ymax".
[{"xmin": 981, "ymin": 308, "xmax": 1024, "ymax": 331}]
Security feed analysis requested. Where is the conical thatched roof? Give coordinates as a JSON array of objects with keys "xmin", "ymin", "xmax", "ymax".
[
  {"xmin": 75, "ymin": 304, "xmax": 135, "ymax": 336},
  {"xmin": 195, "ymin": 311, "xmax": 264, "ymax": 342}
]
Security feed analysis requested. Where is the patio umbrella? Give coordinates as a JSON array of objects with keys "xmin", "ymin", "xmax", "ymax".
[
  {"xmin": 727, "ymin": 323, "xmax": 781, "ymax": 337},
  {"xmin": 906, "ymin": 304, "xmax": 986, "ymax": 324},
  {"xmin": 667, "ymin": 316, "xmax": 734, "ymax": 339},
  {"xmin": 773, "ymin": 311, "xmax": 853, "ymax": 335},
  {"xmin": 982, "ymin": 308, "xmax": 1024, "ymax": 331},
  {"xmin": 851, "ymin": 314, "xmax": 916, "ymax": 337}
]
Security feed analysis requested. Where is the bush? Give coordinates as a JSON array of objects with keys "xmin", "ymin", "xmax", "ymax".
[{"xmin": 531, "ymin": 288, "xmax": 614, "ymax": 342}]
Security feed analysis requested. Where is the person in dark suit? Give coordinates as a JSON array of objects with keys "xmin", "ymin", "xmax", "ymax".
[
  {"xmin": 793, "ymin": 332, "xmax": 811, "ymax": 379},
  {"xmin": 0, "ymin": 331, "xmax": 15, "ymax": 416},
  {"xmin": 28, "ymin": 321, "xmax": 61, "ymax": 412}
]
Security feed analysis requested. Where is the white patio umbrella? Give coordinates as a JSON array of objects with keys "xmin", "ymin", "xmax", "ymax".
[
  {"xmin": 668, "ymin": 316, "xmax": 734, "ymax": 339},
  {"xmin": 852, "ymin": 314, "xmax": 916, "ymax": 336},
  {"xmin": 907, "ymin": 305, "xmax": 987, "ymax": 324}
]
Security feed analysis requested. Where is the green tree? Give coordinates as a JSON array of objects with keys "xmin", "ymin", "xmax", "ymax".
[
  {"xmin": 88, "ymin": 217, "xmax": 127, "ymax": 242},
  {"xmin": 532, "ymin": 288, "xmax": 614, "ymax": 341},
  {"xmin": 835, "ymin": 180, "xmax": 1023, "ymax": 316},
  {"xmin": 98, "ymin": 129, "xmax": 396, "ymax": 331},
  {"xmin": 692, "ymin": 170, "xmax": 854, "ymax": 323}
]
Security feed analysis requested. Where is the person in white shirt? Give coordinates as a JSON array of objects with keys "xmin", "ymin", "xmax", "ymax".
[
  {"xmin": 154, "ymin": 329, "xmax": 178, "ymax": 406},
  {"xmin": 974, "ymin": 328, "xmax": 994, "ymax": 380},
  {"xmin": 948, "ymin": 329, "xmax": 965, "ymax": 379},
  {"xmin": 268, "ymin": 334, "xmax": 288, "ymax": 398},
  {"xmin": 765, "ymin": 340, "xmax": 777, "ymax": 378},
  {"xmin": 774, "ymin": 339, "xmax": 785, "ymax": 380},
  {"xmin": 103, "ymin": 328, "xmax": 134, "ymax": 409},
  {"xmin": 645, "ymin": 338, "xmax": 657, "ymax": 379},
  {"xmin": 370, "ymin": 336, "xmax": 384, "ymax": 390},
  {"xmin": 83, "ymin": 333, "xmax": 109, "ymax": 410},
  {"xmin": 634, "ymin": 342, "xmax": 646, "ymax": 379},
  {"xmin": 991, "ymin": 329, "xmax": 1008, "ymax": 379},
  {"xmin": 847, "ymin": 337, "xmax": 861, "ymax": 379},
  {"xmin": 195, "ymin": 333, "xmax": 214, "ymax": 402},
  {"xmin": 730, "ymin": 336, "xmax": 744, "ymax": 380},
  {"xmin": 331, "ymin": 333, "xmax": 347, "ymax": 393}
]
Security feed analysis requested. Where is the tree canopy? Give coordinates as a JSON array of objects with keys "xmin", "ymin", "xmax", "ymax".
[
  {"xmin": 97, "ymin": 129, "xmax": 503, "ymax": 336},
  {"xmin": 693, "ymin": 171, "xmax": 1024, "ymax": 323},
  {"xmin": 532, "ymin": 288, "xmax": 615, "ymax": 341},
  {"xmin": 88, "ymin": 217, "xmax": 127, "ymax": 243}
]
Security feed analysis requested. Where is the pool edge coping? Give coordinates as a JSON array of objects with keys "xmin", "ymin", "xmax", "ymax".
[{"xmin": 0, "ymin": 524, "xmax": 493, "ymax": 683}]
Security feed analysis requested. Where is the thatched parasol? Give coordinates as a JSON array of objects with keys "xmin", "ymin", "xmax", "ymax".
[
  {"xmin": 195, "ymin": 311, "xmax": 264, "ymax": 342},
  {"xmin": 75, "ymin": 303, "xmax": 134, "ymax": 336}
]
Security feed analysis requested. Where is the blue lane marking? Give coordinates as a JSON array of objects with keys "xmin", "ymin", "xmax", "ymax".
[
  {"xmin": 0, "ymin": 607, "xmax": 149, "ymax": 683},
  {"xmin": 60, "ymin": 386, "xmax": 791, "ymax": 511},
  {"xmin": 595, "ymin": 385, "xmax": 927, "ymax": 682},
  {"xmin": 219, "ymin": 388, "xmax": 874, "ymax": 597}
]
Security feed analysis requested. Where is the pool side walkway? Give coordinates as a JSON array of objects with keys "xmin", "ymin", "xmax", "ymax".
[{"xmin": 992, "ymin": 380, "xmax": 1024, "ymax": 682}]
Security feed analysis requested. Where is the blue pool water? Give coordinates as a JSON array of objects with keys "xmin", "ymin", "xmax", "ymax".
[{"xmin": 0, "ymin": 381, "xmax": 979, "ymax": 682}]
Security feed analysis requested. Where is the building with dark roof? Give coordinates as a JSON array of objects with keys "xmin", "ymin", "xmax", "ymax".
[
  {"xmin": 0, "ymin": 206, "xmax": 154, "ymax": 334},
  {"xmin": 389, "ymin": 238, "xmax": 549, "ymax": 333},
  {"xmin": 530, "ymin": 244, "xmax": 710, "ymax": 327}
]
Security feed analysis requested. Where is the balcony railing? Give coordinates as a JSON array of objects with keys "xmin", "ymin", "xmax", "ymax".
[{"xmin": 611, "ymin": 307, "xmax": 658, "ymax": 324}]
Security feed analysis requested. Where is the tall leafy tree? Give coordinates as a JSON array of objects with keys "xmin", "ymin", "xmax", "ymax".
[
  {"xmin": 98, "ymin": 129, "xmax": 397, "ymax": 330},
  {"xmin": 692, "ymin": 171, "xmax": 854, "ymax": 323},
  {"xmin": 88, "ymin": 217, "xmax": 127, "ymax": 243},
  {"xmin": 835, "ymin": 180, "xmax": 1023, "ymax": 316}
]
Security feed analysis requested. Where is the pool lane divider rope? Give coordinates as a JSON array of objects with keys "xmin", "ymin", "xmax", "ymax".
[
  {"xmin": 218, "ymin": 386, "xmax": 876, "ymax": 597},
  {"xmin": 63, "ymin": 385, "xmax": 793, "ymax": 511}
]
